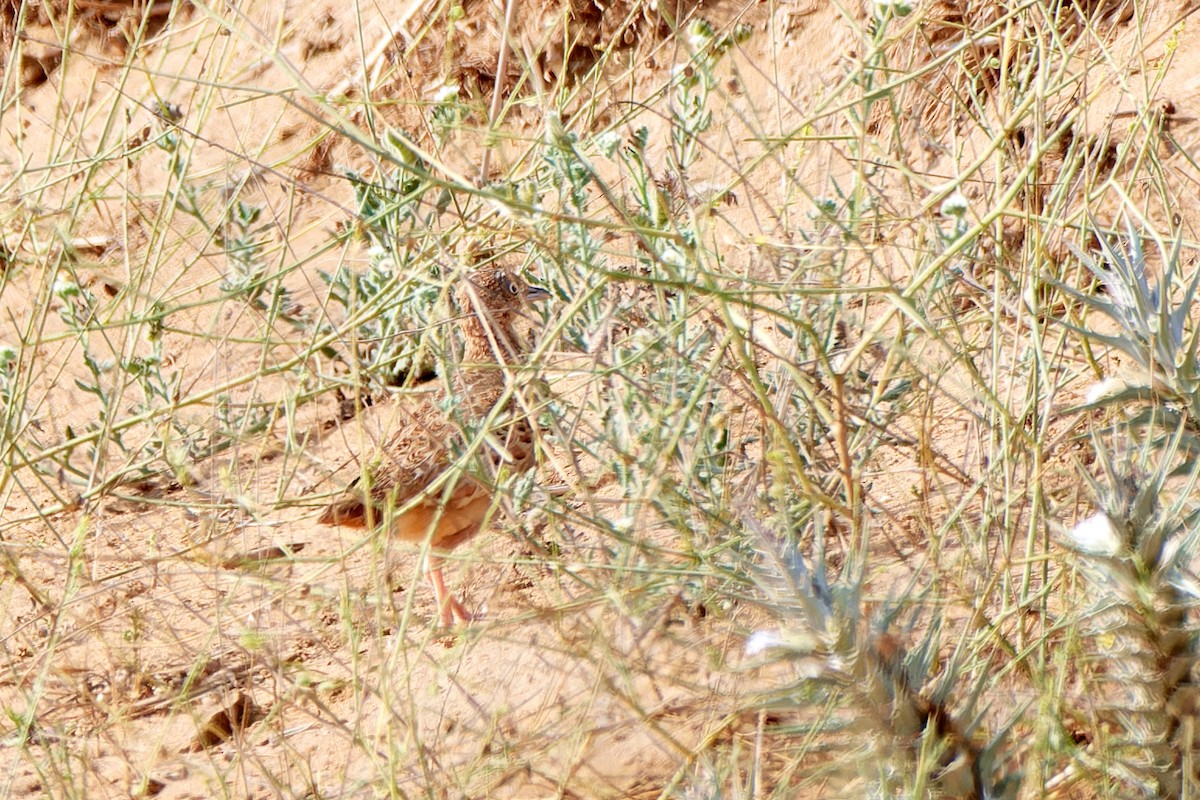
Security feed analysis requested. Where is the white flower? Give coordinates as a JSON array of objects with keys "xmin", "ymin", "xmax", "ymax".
[
  {"xmin": 367, "ymin": 247, "xmax": 394, "ymax": 271},
  {"xmin": 744, "ymin": 628, "xmax": 819, "ymax": 656},
  {"xmin": 660, "ymin": 244, "xmax": 687, "ymax": 269},
  {"xmin": 612, "ymin": 516, "xmax": 635, "ymax": 534},
  {"xmin": 1068, "ymin": 512, "xmax": 1122, "ymax": 557},
  {"xmin": 434, "ymin": 83, "xmax": 459, "ymax": 104},
  {"xmin": 52, "ymin": 277, "xmax": 81, "ymax": 300},
  {"xmin": 594, "ymin": 131, "xmax": 621, "ymax": 158},
  {"xmin": 1085, "ymin": 377, "xmax": 1127, "ymax": 404},
  {"xmin": 940, "ymin": 191, "xmax": 969, "ymax": 218},
  {"xmin": 745, "ymin": 629, "xmax": 784, "ymax": 656}
]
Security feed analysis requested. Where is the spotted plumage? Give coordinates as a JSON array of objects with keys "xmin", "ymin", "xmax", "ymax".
[{"xmin": 319, "ymin": 267, "xmax": 550, "ymax": 625}]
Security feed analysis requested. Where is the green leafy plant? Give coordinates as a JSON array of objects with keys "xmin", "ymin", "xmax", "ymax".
[
  {"xmin": 739, "ymin": 511, "xmax": 1022, "ymax": 798},
  {"xmin": 1063, "ymin": 429, "xmax": 1200, "ymax": 798},
  {"xmin": 1057, "ymin": 215, "xmax": 1200, "ymax": 422},
  {"xmin": 319, "ymin": 131, "xmax": 456, "ymax": 391}
]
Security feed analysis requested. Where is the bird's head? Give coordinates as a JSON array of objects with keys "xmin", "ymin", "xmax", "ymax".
[
  {"xmin": 459, "ymin": 267, "xmax": 550, "ymax": 324},
  {"xmin": 456, "ymin": 267, "xmax": 551, "ymax": 359}
]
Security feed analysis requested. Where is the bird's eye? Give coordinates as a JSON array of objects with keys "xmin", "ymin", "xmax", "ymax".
[{"xmin": 507, "ymin": 280, "xmax": 520, "ymax": 295}]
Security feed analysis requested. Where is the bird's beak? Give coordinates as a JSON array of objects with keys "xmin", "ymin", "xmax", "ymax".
[{"xmin": 526, "ymin": 285, "xmax": 552, "ymax": 303}]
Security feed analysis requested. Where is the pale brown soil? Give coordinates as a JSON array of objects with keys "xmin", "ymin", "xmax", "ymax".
[{"xmin": 4, "ymin": 0, "xmax": 1200, "ymax": 797}]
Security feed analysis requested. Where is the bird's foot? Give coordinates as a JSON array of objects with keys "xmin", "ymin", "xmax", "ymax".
[{"xmin": 438, "ymin": 594, "xmax": 476, "ymax": 628}]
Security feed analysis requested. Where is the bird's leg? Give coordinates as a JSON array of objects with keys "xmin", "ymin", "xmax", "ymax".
[{"xmin": 426, "ymin": 556, "xmax": 473, "ymax": 627}]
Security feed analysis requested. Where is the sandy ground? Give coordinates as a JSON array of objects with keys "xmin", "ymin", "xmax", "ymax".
[{"xmin": 3, "ymin": 0, "xmax": 1200, "ymax": 796}]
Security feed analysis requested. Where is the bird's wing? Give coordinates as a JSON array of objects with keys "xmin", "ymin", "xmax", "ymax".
[{"xmin": 320, "ymin": 386, "xmax": 515, "ymax": 526}]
